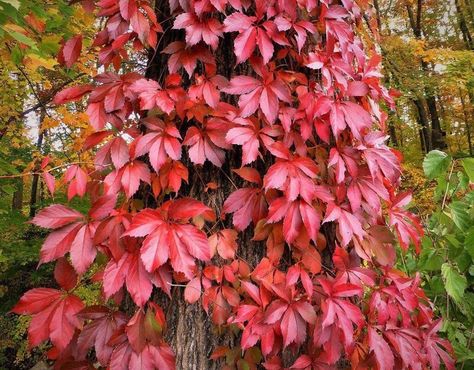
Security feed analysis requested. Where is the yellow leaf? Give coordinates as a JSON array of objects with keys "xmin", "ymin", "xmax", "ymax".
[{"xmin": 24, "ymin": 54, "xmax": 58, "ymax": 70}]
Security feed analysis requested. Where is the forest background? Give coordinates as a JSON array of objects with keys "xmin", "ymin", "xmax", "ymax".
[{"xmin": 0, "ymin": 0, "xmax": 473, "ymax": 369}]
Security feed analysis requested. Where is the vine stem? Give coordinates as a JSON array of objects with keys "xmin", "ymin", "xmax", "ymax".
[
  {"xmin": 0, "ymin": 162, "xmax": 110, "ymax": 179},
  {"xmin": 441, "ymin": 160, "xmax": 456, "ymax": 211}
]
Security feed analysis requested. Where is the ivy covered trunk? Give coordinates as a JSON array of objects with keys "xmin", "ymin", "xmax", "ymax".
[{"xmin": 144, "ymin": 4, "xmax": 335, "ymax": 367}]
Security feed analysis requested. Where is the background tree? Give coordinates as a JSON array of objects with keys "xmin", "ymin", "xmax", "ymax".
[{"xmin": 377, "ymin": 0, "xmax": 474, "ymax": 159}]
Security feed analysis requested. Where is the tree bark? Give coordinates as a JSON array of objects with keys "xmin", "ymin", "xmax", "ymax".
[
  {"xmin": 11, "ymin": 178, "xmax": 23, "ymax": 211},
  {"xmin": 455, "ymin": 0, "xmax": 474, "ymax": 49},
  {"xmin": 139, "ymin": 3, "xmax": 336, "ymax": 368},
  {"xmin": 135, "ymin": 1, "xmax": 342, "ymax": 366},
  {"xmin": 29, "ymin": 109, "xmax": 45, "ymax": 218},
  {"xmin": 139, "ymin": 4, "xmax": 247, "ymax": 368},
  {"xmin": 426, "ymin": 95, "xmax": 447, "ymax": 150},
  {"xmin": 464, "ymin": 0, "xmax": 474, "ymax": 28},
  {"xmin": 412, "ymin": 98, "xmax": 431, "ymax": 153}
]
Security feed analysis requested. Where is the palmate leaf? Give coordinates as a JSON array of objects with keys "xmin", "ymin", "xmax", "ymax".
[
  {"xmin": 423, "ymin": 150, "xmax": 451, "ymax": 179},
  {"xmin": 441, "ymin": 263, "xmax": 467, "ymax": 302}
]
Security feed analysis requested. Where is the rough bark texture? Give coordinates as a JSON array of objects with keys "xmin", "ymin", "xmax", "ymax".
[
  {"xmin": 412, "ymin": 98, "xmax": 431, "ymax": 153},
  {"xmin": 12, "ymin": 177, "xmax": 23, "ymax": 211},
  {"xmin": 29, "ymin": 109, "xmax": 45, "ymax": 218},
  {"xmin": 455, "ymin": 0, "xmax": 474, "ymax": 50}
]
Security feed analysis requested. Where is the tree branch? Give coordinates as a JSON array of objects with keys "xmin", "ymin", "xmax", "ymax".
[{"xmin": 0, "ymin": 73, "xmax": 86, "ymax": 141}]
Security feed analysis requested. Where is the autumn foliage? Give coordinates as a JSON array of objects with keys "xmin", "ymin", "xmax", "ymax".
[{"xmin": 12, "ymin": 0, "xmax": 455, "ymax": 369}]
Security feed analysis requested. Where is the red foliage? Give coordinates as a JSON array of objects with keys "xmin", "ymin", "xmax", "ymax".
[{"xmin": 14, "ymin": 0, "xmax": 454, "ymax": 369}]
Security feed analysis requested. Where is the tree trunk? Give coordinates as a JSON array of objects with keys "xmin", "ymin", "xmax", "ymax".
[
  {"xmin": 412, "ymin": 98, "xmax": 431, "ymax": 153},
  {"xmin": 455, "ymin": 0, "xmax": 474, "ymax": 49},
  {"xmin": 461, "ymin": 91, "xmax": 474, "ymax": 155},
  {"xmin": 139, "ymin": 4, "xmax": 248, "ymax": 368},
  {"xmin": 141, "ymin": 3, "xmax": 335, "ymax": 368},
  {"xmin": 12, "ymin": 177, "xmax": 24, "ymax": 211},
  {"xmin": 426, "ymin": 95, "xmax": 447, "ymax": 150},
  {"xmin": 11, "ymin": 177, "xmax": 23, "ymax": 211},
  {"xmin": 29, "ymin": 109, "xmax": 45, "ymax": 218},
  {"xmin": 464, "ymin": 0, "xmax": 474, "ymax": 28},
  {"xmin": 373, "ymin": 0, "xmax": 382, "ymax": 29},
  {"xmin": 388, "ymin": 119, "xmax": 399, "ymax": 147},
  {"xmin": 372, "ymin": 2, "xmax": 398, "ymax": 147}
]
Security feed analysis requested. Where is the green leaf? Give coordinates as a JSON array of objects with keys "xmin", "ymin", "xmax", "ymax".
[
  {"xmin": 449, "ymin": 201, "xmax": 471, "ymax": 231},
  {"xmin": 469, "ymin": 265, "xmax": 474, "ymax": 276},
  {"xmin": 428, "ymin": 276, "xmax": 446, "ymax": 295},
  {"xmin": 0, "ymin": 3, "xmax": 19, "ymax": 25},
  {"xmin": 423, "ymin": 150, "xmax": 452, "ymax": 179},
  {"xmin": 0, "ymin": 0, "xmax": 20, "ymax": 9},
  {"xmin": 419, "ymin": 248, "xmax": 443, "ymax": 271},
  {"xmin": 2, "ymin": 27, "xmax": 36, "ymax": 48},
  {"xmin": 462, "ymin": 157, "xmax": 474, "ymax": 183},
  {"xmin": 441, "ymin": 263, "xmax": 467, "ymax": 302},
  {"xmin": 458, "ymin": 171, "xmax": 470, "ymax": 191},
  {"xmin": 465, "ymin": 228, "xmax": 474, "ymax": 259},
  {"xmin": 10, "ymin": 44, "xmax": 22, "ymax": 64},
  {"xmin": 455, "ymin": 251, "xmax": 472, "ymax": 272}
]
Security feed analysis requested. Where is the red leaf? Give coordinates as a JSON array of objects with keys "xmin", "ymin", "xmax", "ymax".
[
  {"xmin": 32, "ymin": 205, "xmax": 83, "ymax": 229},
  {"xmin": 54, "ymin": 258, "xmax": 78, "ymax": 290},
  {"xmin": 39, "ymin": 223, "xmax": 83, "ymax": 265},
  {"xmin": 368, "ymin": 327, "xmax": 394, "ymax": 370},
  {"xmin": 162, "ymin": 41, "xmax": 214, "ymax": 77},
  {"xmin": 12, "ymin": 289, "xmax": 84, "ymax": 350},
  {"xmin": 129, "ymin": 79, "xmax": 175, "ymax": 114},
  {"xmin": 124, "ymin": 202, "xmax": 212, "ymax": 279},
  {"xmin": 53, "ymin": 85, "xmax": 93, "ymax": 105},
  {"xmin": 184, "ymin": 277, "xmax": 202, "ymax": 303},
  {"xmin": 103, "ymin": 250, "xmax": 153, "ymax": 307},
  {"xmin": 89, "ymin": 194, "xmax": 117, "ymax": 220},
  {"xmin": 209, "ymin": 229, "xmax": 238, "ymax": 259},
  {"xmin": 389, "ymin": 192, "xmax": 423, "ymax": 252},
  {"xmin": 42, "ymin": 172, "xmax": 56, "ymax": 195},
  {"xmin": 59, "ymin": 35, "xmax": 82, "ymax": 68},
  {"xmin": 263, "ymin": 155, "xmax": 319, "ymax": 203},
  {"xmin": 267, "ymin": 197, "xmax": 321, "ymax": 244},
  {"xmin": 183, "ymin": 125, "xmax": 228, "ymax": 167},
  {"xmin": 110, "ymin": 137, "xmax": 130, "ymax": 170},
  {"xmin": 12, "ymin": 288, "xmax": 62, "ymax": 315},
  {"xmin": 223, "ymin": 188, "xmax": 267, "ymax": 231},
  {"xmin": 323, "ymin": 203, "xmax": 365, "ymax": 247},
  {"xmin": 223, "ymin": 72, "xmax": 291, "ymax": 123},
  {"xmin": 232, "ymin": 167, "xmax": 262, "ymax": 185},
  {"xmin": 130, "ymin": 10, "xmax": 150, "ymax": 45},
  {"xmin": 133, "ymin": 118, "xmax": 181, "ymax": 172},
  {"xmin": 173, "ymin": 12, "xmax": 223, "ymax": 50},
  {"xmin": 120, "ymin": 161, "xmax": 151, "ymax": 199},
  {"xmin": 77, "ymin": 307, "xmax": 127, "ymax": 365},
  {"xmin": 70, "ymin": 224, "xmax": 96, "ymax": 274}
]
